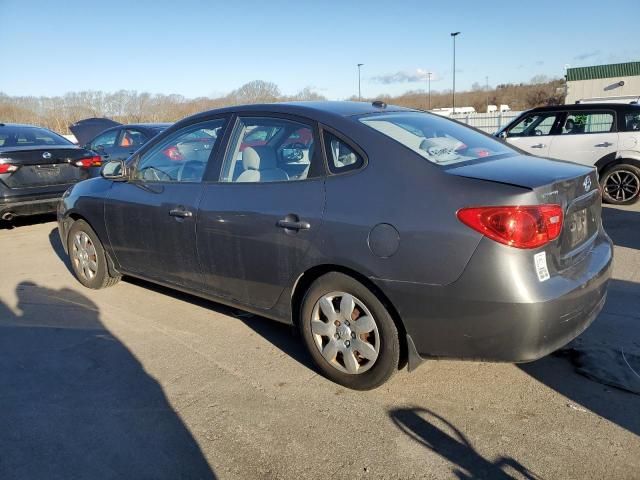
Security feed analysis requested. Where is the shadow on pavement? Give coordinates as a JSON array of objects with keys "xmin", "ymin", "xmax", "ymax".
[
  {"xmin": 48, "ymin": 225, "xmax": 316, "ymax": 373},
  {"xmin": 602, "ymin": 205, "xmax": 640, "ymax": 250},
  {"xmin": 0, "ymin": 213, "xmax": 57, "ymax": 230},
  {"xmin": 0, "ymin": 281, "xmax": 215, "ymax": 480},
  {"xmin": 124, "ymin": 275, "xmax": 317, "ymax": 372},
  {"xmin": 389, "ymin": 407, "xmax": 540, "ymax": 480}
]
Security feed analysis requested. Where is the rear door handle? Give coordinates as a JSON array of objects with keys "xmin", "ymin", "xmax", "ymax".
[
  {"xmin": 595, "ymin": 142, "xmax": 613, "ymax": 147},
  {"xmin": 530, "ymin": 143, "xmax": 546, "ymax": 149},
  {"xmin": 169, "ymin": 208, "xmax": 193, "ymax": 218},
  {"xmin": 277, "ymin": 216, "xmax": 310, "ymax": 231}
]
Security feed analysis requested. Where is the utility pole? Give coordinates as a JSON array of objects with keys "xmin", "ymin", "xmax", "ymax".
[
  {"xmin": 450, "ymin": 32, "xmax": 460, "ymax": 113},
  {"xmin": 357, "ymin": 63, "xmax": 364, "ymax": 101},
  {"xmin": 485, "ymin": 75, "xmax": 489, "ymax": 113},
  {"xmin": 427, "ymin": 71, "xmax": 432, "ymax": 110}
]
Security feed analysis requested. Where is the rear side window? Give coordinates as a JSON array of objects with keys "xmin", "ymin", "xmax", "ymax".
[
  {"xmin": 323, "ymin": 132, "xmax": 364, "ymax": 174},
  {"xmin": 360, "ymin": 112, "xmax": 513, "ymax": 165},
  {"xmin": 119, "ymin": 129, "xmax": 148, "ymax": 148},
  {"xmin": 623, "ymin": 112, "xmax": 640, "ymax": 132},
  {"xmin": 561, "ymin": 111, "xmax": 614, "ymax": 134},
  {"xmin": 0, "ymin": 126, "xmax": 71, "ymax": 147},
  {"xmin": 219, "ymin": 117, "xmax": 318, "ymax": 183}
]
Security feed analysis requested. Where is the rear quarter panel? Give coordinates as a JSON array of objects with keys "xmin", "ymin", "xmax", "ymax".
[{"xmin": 310, "ymin": 128, "xmax": 537, "ymax": 286}]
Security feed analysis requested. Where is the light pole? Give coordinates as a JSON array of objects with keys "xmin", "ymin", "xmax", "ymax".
[
  {"xmin": 450, "ymin": 32, "xmax": 460, "ymax": 113},
  {"xmin": 485, "ymin": 75, "xmax": 489, "ymax": 113},
  {"xmin": 426, "ymin": 71, "xmax": 432, "ymax": 110},
  {"xmin": 357, "ymin": 63, "xmax": 364, "ymax": 101}
]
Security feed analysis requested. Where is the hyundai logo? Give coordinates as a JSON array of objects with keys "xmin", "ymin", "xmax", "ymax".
[
  {"xmin": 42, "ymin": 152, "xmax": 52, "ymax": 159},
  {"xmin": 583, "ymin": 176, "xmax": 592, "ymax": 192}
]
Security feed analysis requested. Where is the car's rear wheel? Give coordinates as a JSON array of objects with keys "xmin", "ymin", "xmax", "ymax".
[
  {"xmin": 67, "ymin": 219, "xmax": 121, "ymax": 289},
  {"xmin": 601, "ymin": 164, "xmax": 640, "ymax": 205},
  {"xmin": 299, "ymin": 272, "xmax": 399, "ymax": 390}
]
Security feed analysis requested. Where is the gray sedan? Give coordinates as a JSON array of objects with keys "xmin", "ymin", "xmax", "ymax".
[{"xmin": 57, "ymin": 101, "xmax": 613, "ymax": 390}]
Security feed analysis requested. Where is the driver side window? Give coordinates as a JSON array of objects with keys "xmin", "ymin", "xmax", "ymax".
[
  {"xmin": 508, "ymin": 113, "xmax": 558, "ymax": 137},
  {"xmin": 134, "ymin": 118, "xmax": 226, "ymax": 183}
]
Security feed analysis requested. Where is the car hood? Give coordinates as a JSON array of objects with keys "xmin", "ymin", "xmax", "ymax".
[
  {"xmin": 444, "ymin": 154, "xmax": 594, "ymax": 189},
  {"xmin": 69, "ymin": 117, "xmax": 121, "ymax": 146}
]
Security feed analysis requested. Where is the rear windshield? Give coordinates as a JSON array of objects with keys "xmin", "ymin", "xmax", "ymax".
[
  {"xmin": 0, "ymin": 126, "xmax": 72, "ymax": 148},
  {"xmin": 359, "ymin": 112, "xmax": 514, "ymax": 165}
]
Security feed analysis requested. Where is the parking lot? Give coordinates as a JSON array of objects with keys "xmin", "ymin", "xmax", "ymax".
[{"xmin": 0, "ymin": 204, "xmax": 638, "ymax": 479}]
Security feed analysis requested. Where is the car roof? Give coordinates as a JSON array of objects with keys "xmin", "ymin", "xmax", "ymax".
[
  {"xmin": 126, "ymin": 123, "xmax": 172, "ymax": 128},
  {"xmin": 0, "ymin": 123, "xmax": 54, "ymax": 129},
  {"xmin": 183, "ymin": 101, "xmax": 418, "ymax": 125},
  {"xmin": 528, "ymin": 103, "xmax": 640, "ymax": 113}
]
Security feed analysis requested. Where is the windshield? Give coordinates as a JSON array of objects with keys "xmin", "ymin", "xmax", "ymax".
[
  {"xmin": 359, "ymin": 112, "xmax": 514, "ymax": 165},
  {"xmin": 0, "ymin": 125, "xmax": 72, "ymax": 148}
]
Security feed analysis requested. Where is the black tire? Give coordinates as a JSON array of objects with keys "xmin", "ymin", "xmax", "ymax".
[
  {"xmin": 299, "ymin": 272, "xmax": 400, "ymax": 390},
  {"xmin": 67, "ymin": 219, "xmax": 121, "ymax": 289},
  {"xmin": 600, "ymin": 163, "xmax": 640, "ymax": 205}
]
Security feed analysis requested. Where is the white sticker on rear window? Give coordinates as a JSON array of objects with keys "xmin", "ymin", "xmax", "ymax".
[{"xmin": 534, "ymin": 251, "xmax": 550, "ymax": 282}]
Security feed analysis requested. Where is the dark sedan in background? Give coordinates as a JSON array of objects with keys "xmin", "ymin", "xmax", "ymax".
[
  {"xmin": 0, "ymin": 123, "xmax": 101, "ymax": 221},
  {"xmin": 57, "ymin": 101, "xmax": 613, "ymax": 390},
  {"xmin": 70, "ymin": 118, "xmax": 170, "ymax": 163}
]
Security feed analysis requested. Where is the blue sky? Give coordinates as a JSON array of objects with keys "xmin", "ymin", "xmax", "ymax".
[{"xmin": 1, "ymin": 0, "xmax": 639, "ymax": 100}]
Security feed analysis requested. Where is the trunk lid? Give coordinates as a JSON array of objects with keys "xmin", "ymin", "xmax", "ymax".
[
  {"xmin": 447, "ymin": 154, "xmax": 601, "ymax": 267},
  {"xmin": 0, "ymin": 146, "xmax": 93, "ymax": 189},
  {"xmin": 69, "ymin": 117, "xmax": 121, "ymax": 146}
]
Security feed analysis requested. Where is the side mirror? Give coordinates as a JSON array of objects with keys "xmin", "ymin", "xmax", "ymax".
[{"xmin": 101, "ymin": 160, "xmax": 127, "ymax": 181}]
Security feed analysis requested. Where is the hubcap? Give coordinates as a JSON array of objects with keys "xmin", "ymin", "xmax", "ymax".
[
  {"xmin": 71, "ymin": 232, "xmax": 98, "ymax": 281},
  {"xmin": 604, "ymin": 170, "xmax": 640, "ymax": 202},
  {"xmin": 310, "ymin": 292, "xmax": 380, "ymax": 375}
]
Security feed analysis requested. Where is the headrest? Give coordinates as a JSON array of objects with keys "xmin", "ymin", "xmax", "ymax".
[{"xmin": 243, "ymin": 146, "xmax": 277, "ymax": 171}]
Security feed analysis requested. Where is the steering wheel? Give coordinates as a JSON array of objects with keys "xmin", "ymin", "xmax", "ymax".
[{"xmin": 282, "ymin": 142, "xmax": 306, "ymax": 162}]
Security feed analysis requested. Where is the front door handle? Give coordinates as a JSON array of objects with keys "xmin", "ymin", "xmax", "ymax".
[
  {"xmin": 277, "ymin": 215, "xmax": 310, "ymax": 231},
  {"xmin": 530, "ymin": 143, "xmax": 546, "ymax": 149},
  {"xmin": 595, "ymin": 142, "xmax": 613, "ymax": 147},
  {"xmin": 169, "ymin": 208, "xmax": 193, "ymax": 218}
]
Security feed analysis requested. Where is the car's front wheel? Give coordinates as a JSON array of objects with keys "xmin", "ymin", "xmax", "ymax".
[
  {"xmin": 601, "ymin": 163, "xmax": 640, "ymax": 205},
  {"xmin": 67, "ymin": 219, "xmax": 121, "ymax": 289},
  {"xmin": 300, "ymin": 272, "xmax": 400, "ymax": 390}
]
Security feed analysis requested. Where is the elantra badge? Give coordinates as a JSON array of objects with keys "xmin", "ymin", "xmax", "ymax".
[
  {"xmin": 42, "ymin": 152, "xmax": 52, "ymax": 159},
  {"xmin": 583, "ymin": 176, "xmax": 592, "ymax": 192}
]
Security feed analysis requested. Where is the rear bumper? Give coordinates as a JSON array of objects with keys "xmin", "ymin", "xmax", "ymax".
[
  {"xmin": 0, "ymin": 194, "xmax": 61, "ymax": 218},
  {"xmin": 375, "ymin": 230, "xmax": 613, "ymax": 363}
]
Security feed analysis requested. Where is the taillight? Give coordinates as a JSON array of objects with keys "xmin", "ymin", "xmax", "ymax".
[
  {"xmin": 74, "ymin": 156, "xmax": 102, "ymax": 168},
  {"xmin": 0, "ymin": 163, "xmax": 19, "ymax": 174},
  {"xmin": 457, "ymin": 204, "xmax": 563, "ymax": 249}
]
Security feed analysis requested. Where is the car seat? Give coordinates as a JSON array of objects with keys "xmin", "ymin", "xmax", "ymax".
[{"xmin": 236, "ymin": 146, "xmax": 289, "ymax": 182}]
